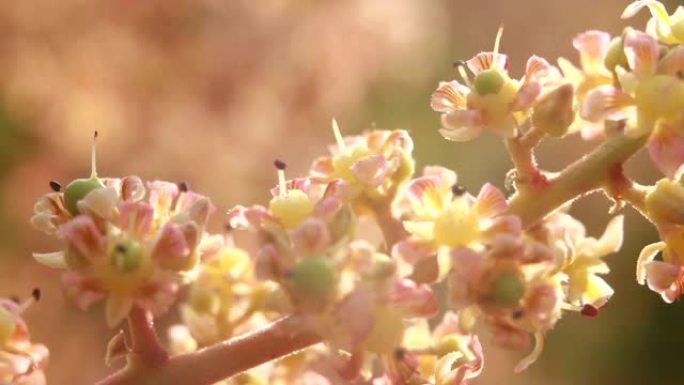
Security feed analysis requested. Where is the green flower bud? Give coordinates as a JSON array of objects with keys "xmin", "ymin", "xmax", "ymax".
[
  {"xmin": 473, "ymin": 69, "xmax": 506, "ymax": 95},
  {"xmin": 289, "ymin": 257, "xmax": 335, "ymax": 301},
  {"xmin": 489, "ymin": 270, "xmax": 525, "ymax": 307},
  {"xmin": 64, "ymin": 177, "xmax": 105, "ymax": 215},
  {"xmin": 603, "ymin": 37, "xmax": 628, "ymax": 72}
]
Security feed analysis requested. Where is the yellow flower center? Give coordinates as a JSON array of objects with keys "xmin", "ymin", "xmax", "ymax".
[
  {"xmin": 635, "ymin": 75, "xmax": 684, "ymax": 121},
  {"xmin": 433, "ymin": 200, "xmax": 479, "ymax": 247},
  {"xmin": 269, "ymin": 190, "xmax": 314, "ymax": 228},
  {"xmin": 331, "ymin": 146, "xmax": 372, "ymax": 183}
]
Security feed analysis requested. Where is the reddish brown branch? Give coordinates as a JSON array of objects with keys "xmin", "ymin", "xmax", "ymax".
[{"xmin": 97, "ymin": 315, "xmax": 321, "ymax": 385}]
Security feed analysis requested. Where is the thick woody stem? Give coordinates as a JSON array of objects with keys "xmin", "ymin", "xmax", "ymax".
[
  {"xmin": 97, "ymin": 315, "xmax": 321, "ymax": 385},
  {"xmin": 505, "ymin": 133, "xmax": 648, "ymax": 227}
]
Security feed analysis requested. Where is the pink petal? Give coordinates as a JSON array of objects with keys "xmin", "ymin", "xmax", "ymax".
[
  {"xmin": 580, "ymin": 85, "xmax": 632, "ymax": 122},
  {"xmin": 448, "ymin": 248, "xmax": 485, "ymax": 309},
  {"xmin": 61, "ymin": 272, "xmax": 106, "ymax": 310},
  {"xmin": 573, "ymin": 30, "xmax": 611, "ymax": 73},
  {"xmin": 58, "ymin": 215, "xmax": 106, "ymax": 259},
  {"xmin": 119, "ymin": 201, "xmax": 153, "ymax": 238},
  {"xmin": 148, "ymin": 181, "xmax": 179, "ymax": 214},
  {"xmin": 383, "ymin": 129, "xmax": 414, "ymax": 154},
  {"xmin": 466, "ymin": 52, "xmax": 509, "ymax": 74},
  {"xmin": 77, "ymin": 187, "xmax": 119, "ymax": 220},
  {"xmin": 120, "ymin": 176, "xmax": 145, "ymax": 201},
  {"xmin": 289, "ymin": 218, "xmax": 331, "ymax": 255},
  {"xmin": 392, "ymin": 238, "xmax": 439, "ymax": 264},
  {"xmin": 310, "ymin": 156, "xmax": 334, "ymax": 179},
  {"xmin": 648, "ymin": 125, "xmax": 684, "ymax": 178},
  {"xmin": 657, "ymin": 46, "xmax": 684, "ymax": 76},
  {"xmin": 645, "ymin": 260, "xmax": 681, "ymax": 292},
  {"xmin": 389, "ymin": 279, "xmax": 439, "ymax": 318},
  {"xmin": 439, "ymin": 109, "xmax": 484, "ymax": 142},
  {"xmin": 351, "ymin": 154, "xmax": 389, "ymax": 186},
  {"xmin": 135, "ymin": 280, "xmax": 179, "ymax": 316},
  {"xmin": 431, "ymin": 81, "xmax": 470, "ymax": 112},
  {"xmin": 511, "ymin": 81, "xmax": 541, "ymax": 111},
  {"xmin": 152, "ymin": 224, "xmax": 190, "ymax": 264},
  {"xmin": 473, "ymin": 183, "xmax": 507, "ymax": 217},
  {"xmin": 624, "ymin": 28, "xmax": 659, "ymax": 77}
]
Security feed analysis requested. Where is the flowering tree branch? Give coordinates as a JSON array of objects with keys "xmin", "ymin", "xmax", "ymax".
[
  {"xmin": 505, "ymin": 133, "xmax": 648, "ymax": 227},
  {"xmin": 98, "ymin": 315, "xmax": 321, "ymax": 385}
]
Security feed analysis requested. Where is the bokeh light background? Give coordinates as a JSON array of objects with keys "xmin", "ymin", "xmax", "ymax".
[{"xmin": 0, "ymin": 0, "xmax": 681, "ymax": 384}]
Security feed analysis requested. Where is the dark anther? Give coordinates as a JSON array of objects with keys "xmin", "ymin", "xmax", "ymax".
[
  {"xmin": 31, "ymin": 288, "xmax": 41, "ymax": 302},
  {"xmin": 511, "ymin": 309, "xmax": 525, "ymax": 319},
  {"xmin": 49, "ymin": 180, "xmax": 62, "ymax": 192},
  {"xmin": 115, "ymin": 244, "xmax": 127, "ymax": 254},
  {"xmin": 9, "ymin": 296, "xmax": 19, "ymax": 304},
  {"xmin": 178, "ymin": 181, "xmax": 189, "ymax": 192},
  {"xmin": 451, "ymin": 184, "xmax": 467, "ymax": 196},
  {"xmin": 452, "ymin": 60, "xmax": 466, "ymax": 68},
  {"xmin": 393, "ymin": 347, "xmax": 406, "ymax": 360},
  {"xmin": 94, "ymin": 130, "xmax": 99, "ymax": 139},
  {"xmin": 223, "ymin": 222, "xmax": 234, "ymax": 232},
  {"xmin": 581, "ymin": 304, "xmax": 599, "ymax": 317},
  {"xmin": 274, "ymin": 159, "xmax": 287, "ymax": 170}
]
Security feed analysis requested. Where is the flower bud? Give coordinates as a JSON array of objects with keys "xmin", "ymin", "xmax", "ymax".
[
  {"xmin": 531, "ymin": 84, "xmax": 575, "ymax": 137},
  {"xmin": 645, "ymin": 179, "xmax": 684, "ymax": 225},
  {"xmin": 288, "ymin": 257, "xmax": 335, "ymax": 302},
  {"xmin": 603, "ymin": 36, "xmax": 628, "ymax": 72},
  {"xmin": 64, "ymin": 177, "xmax": 105, "ymax": 215},
  {"xmin": 489, "ymin": 270, "xmax": 525, "ymax": 307}
]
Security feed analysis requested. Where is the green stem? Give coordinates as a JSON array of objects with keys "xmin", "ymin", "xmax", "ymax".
[{"xmin": 505, "ymin": 134, "xmax": 648, "ymax": 227}]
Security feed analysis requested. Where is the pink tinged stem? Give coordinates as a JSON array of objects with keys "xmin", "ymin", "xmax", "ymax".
[
  {"xmin": 371, "ymin": 199, "xmax": 408, "ymax": 250},
  {"xmin": 97, "ymin": 315, "xmax": 321, "ymax": 385},
  {"xmin": 505, "ymin": 133, "xmax": 647, "ymax": 227}
]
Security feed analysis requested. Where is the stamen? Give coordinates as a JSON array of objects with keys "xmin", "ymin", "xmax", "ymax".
[
  {"xmin": 514, "ymin": 331, "xmax": 544, "ymax": 373},
  {"xmin": 178, "ymin": 181, "xmax": 189, "ymax": 192},
  {"xmin": 91, "ymin": 131, "xmax": 99, "ymax": 178},
  {"xmin": 331, "ymin": 118, "xmax": 347, "ymax": 152},
  {"xmin": 451, "ymin": 184, "xmax": 467, "ymax": 196},
  {"xmin": 274, "ymin": 159, "xmax": 287, "ymax": 197},
  {"xmin": 492, "ymin": 24, "xmax": 504, "ymax": 69},
  {"xmin": 560, "ymin": 302, "xmax": 583, "ymax": 312},
  {"xmin": 49, "ymin": 180, "xmax": 62, "ymax": 192},
  {"xmin": 456, "ymin": 64, "xmax": 472, "ymax": 87},
  {"xmin": 511, "ymin": 308, "xmax": 525, "ymax": 319},
  {"xmin": 17, "ymin": 288, "xmax": 41, "ymax": 315}
]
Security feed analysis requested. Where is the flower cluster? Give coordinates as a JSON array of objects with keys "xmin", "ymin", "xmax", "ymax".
[
  {"xmin": 0, "ymin": 292, "xmax": 48, "ymax": 385},
  {"xmin": 24, "ymin": 2, "xmax": 684, "ymax": 385},
  {"xmin": 31, "ymin": 138, "xmax": 213, "ymax": 327}
]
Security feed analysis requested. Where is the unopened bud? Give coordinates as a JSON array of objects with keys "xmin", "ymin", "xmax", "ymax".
[
  {"xmin": 531, "ymin": 84, "xmax": 575, "ymax": 137},
  {"xmin": 603, "ymin": 36, "xmax": 629, "ymax": 72},
  {"xmin": 645, "ymin": 179, "xmax": 684, "ymax": 225}
]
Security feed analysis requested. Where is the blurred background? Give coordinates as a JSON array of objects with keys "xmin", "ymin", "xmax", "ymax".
[{"xmin": 0, "ymin": 0, "xmax": 681, "ymax": 383}]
